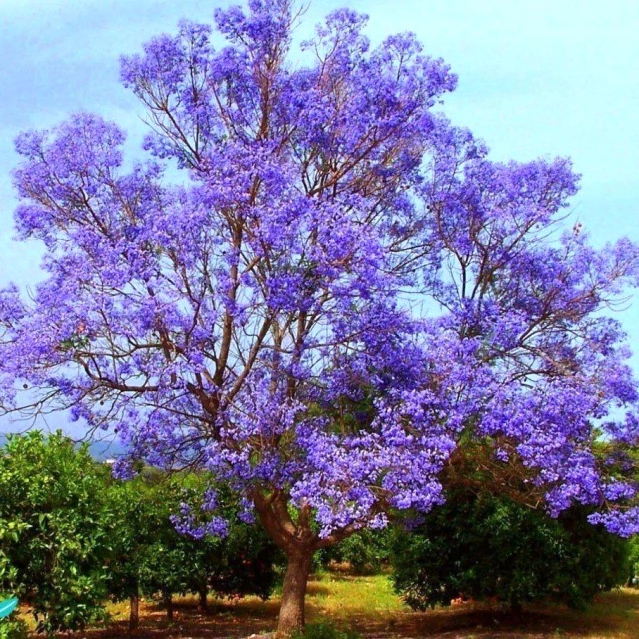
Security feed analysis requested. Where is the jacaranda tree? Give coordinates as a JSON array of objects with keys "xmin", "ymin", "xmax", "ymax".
[{"xmin": 1, "ymin": 1, "xmax": 638, "ymax": 634}]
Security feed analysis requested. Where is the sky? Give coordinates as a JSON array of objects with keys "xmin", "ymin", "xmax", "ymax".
[{"xmin": 0, "ymin": 0, "xmax": 638, "ymax": 435}]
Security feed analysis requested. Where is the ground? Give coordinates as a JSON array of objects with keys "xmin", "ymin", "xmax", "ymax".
[{"xmin": 38, "ymin": 574, "xmax": 639, "ymax": 639}]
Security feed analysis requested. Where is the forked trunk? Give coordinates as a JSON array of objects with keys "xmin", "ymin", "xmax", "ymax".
[
  {"xmin": 276, "ymin": 549, "xmax": 313, "ymax": 637},
  {"xmin": 129, "ymin": 588, "xmax": 139, "ymax": 631}
]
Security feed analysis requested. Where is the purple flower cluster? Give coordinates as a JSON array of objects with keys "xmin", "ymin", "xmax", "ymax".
[{"xmin": 1, "ymin": 1, "xmax": 637, "ymax": 545}]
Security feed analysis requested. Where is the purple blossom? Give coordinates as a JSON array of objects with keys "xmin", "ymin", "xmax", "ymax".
[{"xmin": 0, "ymin": 0, "xmax": 637, "ymax": 564}]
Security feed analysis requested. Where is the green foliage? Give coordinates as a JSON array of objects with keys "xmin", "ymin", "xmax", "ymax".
[
  {"xmin": 0, "ymin": 432, "xmax": 280, "ymax": 633},
  {"xmin": 102, "ymin": 473, "xmax": 150, "ymax": 606},
  {"xmin": 207, "ymin": 506, "xmax": 281, "ymax": 599},
  {"xmin": 292, "ymin": 622, "xmax": 362, "ymax": 639},
  {"xmin": 0, "ymin": 431, "xmax": 110, "ymax": 634},
  {"xmin": 133, "ymin": 475, "xmax": 210, "ymax": 606},
  {"xmin": 390, "ymin": 489, "xmax": 630, "ymax": 611},
  {"xmin": 105, "ymin": 470, "xmax": 279, "ymax": 611},
  {"xmin": 0, "ymin": 619, "xmax": 28, "ymax": 639},
  {"xmin": 628, "ymin": 536, "xmax": 639, "ymax": 586},
  {"xmin": 321, "ymin": 529, "xmax": 390, "ymax": 575}
]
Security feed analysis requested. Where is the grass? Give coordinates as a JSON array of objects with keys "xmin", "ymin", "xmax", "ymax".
[
  {"xmin": 22, "ymin": 573, "xmax": 639, "ymax": 638},
  {"xmin": 305, "ymin": 573, "xmax": 639, "ymax": 638},
  {"xmin": 308, "ymin": 574, "xmax": 639, "ymax": 639},
  {"xmin": 306, "ymin": 573, "xmax": 404, "ymax": 618}
]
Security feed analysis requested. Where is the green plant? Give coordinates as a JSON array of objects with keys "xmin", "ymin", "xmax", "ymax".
[
  {"xmin": 628, "ymin": 535, "xmax": 639, "ymax": 586},
  {"xmin": 323, "ymin": 530, "xmax": 390, "ymax": 575},
  {"xmin": 106, "ymin": 471, "xmax": 280, "ymax": 626},
  {"xmin": 390, "ymin": 488, "xmax": 630, "ymax": 612},
  {"xmin": 0, "ymin": 619, "xmax": 28, "ymax": 639},
  {"xmin": 0, "ymin": 431, "xmax": 110, "ymax": 634}
]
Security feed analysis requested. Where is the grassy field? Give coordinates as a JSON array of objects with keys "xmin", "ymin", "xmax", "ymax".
[{"xmin": 38, "ymin": 573, "xmax": 639, "ymax": 638}]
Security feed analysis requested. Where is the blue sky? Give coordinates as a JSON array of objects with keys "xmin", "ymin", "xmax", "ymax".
[{"xmin": 1, "ymin": 0, "xmax": 638, "ymax": 434}]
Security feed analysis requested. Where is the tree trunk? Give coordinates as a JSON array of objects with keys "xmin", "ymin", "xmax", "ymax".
[
  {"xmin": 276, "ymin": 549, "xmax": 313, "ymax": 637},
  {"xmin": 164, "ymin": 593, "xmax": 174, "ymax": 622},
  {"xmin": 198, "ymin": 584, "xmax": 208, "ymax": 614},
  {"xmin": 129, "ymin": 587, "xmax": 139, "ymax": 632}
]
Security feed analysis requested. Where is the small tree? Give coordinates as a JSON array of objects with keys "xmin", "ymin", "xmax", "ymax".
[
  {"xmin": 320, "ymin": 530, "xmax": 390, "ymax": 575},
  {"xmin": 1, "ymin": 2, "xmax": 638, "ymax": 635},
  {"xmin": 104, "ymin": 472, "xmax": 156, "ymax": 630},
  {"xmin": 0, "ymin": 432, "xmax": 109, "ymax": 634},
  {"xmin": 106, "ymin": 471, "xmax": 278, "ymax": 626},
  {"xmin": 390, "ymin": 488, "xmax": 629, "ymax": 612}
]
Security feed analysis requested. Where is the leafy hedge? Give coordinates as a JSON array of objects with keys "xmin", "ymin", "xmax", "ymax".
[
  {"xmin": 390, "ymin": 488, "xmax": 630, "ymax": 611},
  {"xmin": 0, "ymin": 432, "xmax": 278, "ymax": 634}
]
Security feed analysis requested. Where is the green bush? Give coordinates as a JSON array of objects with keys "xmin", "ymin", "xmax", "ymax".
[
  {"xmin": 106, "ymin": 470, "xmax": 280, "ymax": 624},
  {"xmin": 0, "ymin": 432, "xmax": 281, "ymax": 634},
  {"xmin": 628, "ymin": 536, "xmax": 639, "ymax": 586},
  {"xmin": 0, "ymin": 618, "xmax": 28, "ymax": 639},
  {"xmin": 292, "ymin": 622, "xmax": 362, "ymax": 639},
  {"xmin": 0, "ymin": 431, "xmax": 110, "ymax": 634},
  {"xmin": 390, "ymin": 489, "xmax": 630, "ymax": 611},
  {"xmin": 321, "ymin": 529, "xmax": 390, "ymax": 575}
]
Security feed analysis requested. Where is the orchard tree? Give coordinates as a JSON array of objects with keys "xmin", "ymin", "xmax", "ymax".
[
  {"xmin": 390, "ymin": 490, "xmax": 630, "ymax": 612},
  {"xmin": 1, "ymin": 1, "xmax": 638, "ymax": 635},
  {"xmin": 0, "ymin": 432, "xmax": 110, "ymax": 634},
  {"xmin": 104, "ymin": 471, "xmax": 159, "ymax": 630},
  {"xmin": 106, "ymin": 471, "xmax": 278, "ymax": 627}
]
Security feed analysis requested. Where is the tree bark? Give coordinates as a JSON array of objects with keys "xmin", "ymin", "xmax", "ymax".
[
  {"xmin": 276, "ymin": 549, "xmax": 313, "ymax": 637},
  {"xmin": 129, "ymin": 588, "xmax": 139, "ymax": 632},
  {"xmin": 164, "ymin": 593, "xmax": 174, "ymax": 621},
  {"xmin": 251, "ymin": 491, "xmax": 317, "ymax": 637},
  {"xmin": 198, "ymin": 584, "xmax": 208, "ymax": 614}
]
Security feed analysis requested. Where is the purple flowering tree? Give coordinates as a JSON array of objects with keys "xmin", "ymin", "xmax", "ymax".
[{"xmin": 1, "ymin": 1, "xmax": 638, "ymax": 634}]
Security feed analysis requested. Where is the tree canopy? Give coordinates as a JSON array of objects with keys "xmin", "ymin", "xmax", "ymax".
[
  {"xmin": 390, "ymin": 489, "xmax": 630, "ymax": 612},
  {"xmin": 0, "ymin": 432, "xmax": 110, "ymax": 634},
  {"xmin": 0, "ymin": 431, "xmax": 279, "ymax": 634},
  {"xmin": 1, "ymin": 1, "xmax": 638, "ymax": 634}
]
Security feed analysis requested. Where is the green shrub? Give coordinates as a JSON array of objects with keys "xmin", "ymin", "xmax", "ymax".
[
  {"xmin": 0, "ymin": 618, "xmax": 28, "ymax": 639},
  {"xmin": 390, "ymin": 489, "xmax": 630, "ymax": 611},
  {"xmin": 0, "ymin": 431, "xmax": 110, "ymax": 634},
  {"xmin": 0, "ymin": 432, "xmax": 281, "ymax": 634},
  {"xmin": 320, "ymin": 529, "xmax": 390, "ymax": 575},
  {"xmin": 628, "ymin": 536, "xmax": 639, "ymax": 586},
  {"xmin": 106, "ymin": 470, "xmax": 280, "ymax": 624}
]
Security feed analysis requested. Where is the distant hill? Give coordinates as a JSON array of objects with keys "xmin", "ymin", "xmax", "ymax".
[{"xmin": 85, "ymin": 439, "xmax": 127, "ymax": 461}]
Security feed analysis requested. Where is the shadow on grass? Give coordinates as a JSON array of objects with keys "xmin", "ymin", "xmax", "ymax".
[
  {"xmin": 306, "ymin": 583, "xmax": 331, "ymax": 597},
  {"xmin": 326, "ymin": 588, "xmax": 639, "ymax": 638},
  {"xmin": 47, "ymin": 583, "xmax": 639, "ymax": 639}
]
